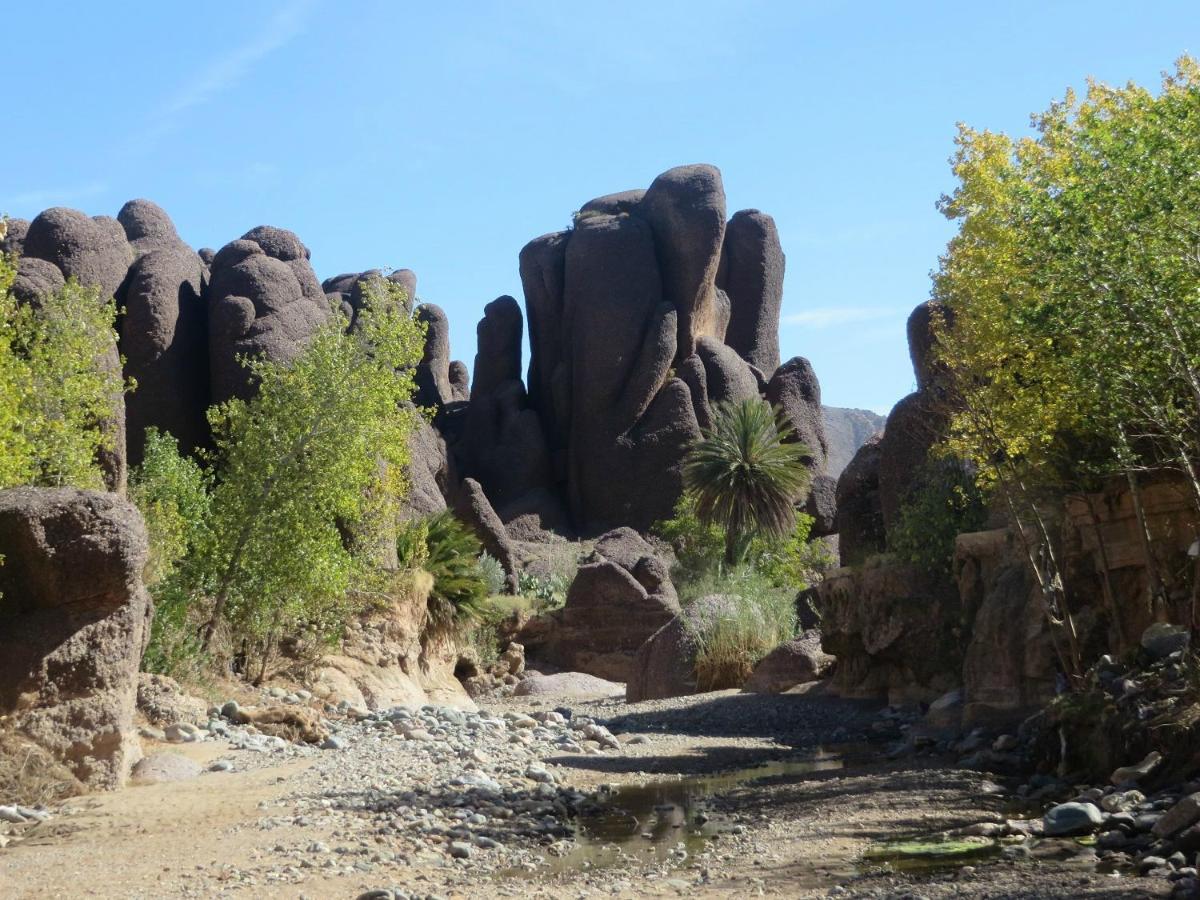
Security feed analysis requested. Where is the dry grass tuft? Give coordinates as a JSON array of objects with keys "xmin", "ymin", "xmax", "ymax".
[{"xmin": 0, "ymin": 726, "xmax": 84, "ymax": 807}]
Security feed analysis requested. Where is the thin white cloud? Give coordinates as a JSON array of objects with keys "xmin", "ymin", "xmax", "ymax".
[
  {"xmin": 8, "ymin": 180, "xmax": 110, "ymax": 210},
  {"xmin": 783, "ymin": 306, "xmax": 899, "ymax": 328},
  {"xmin": 137, "ymin": 0, "xmax": 316, "ymax": 147}
]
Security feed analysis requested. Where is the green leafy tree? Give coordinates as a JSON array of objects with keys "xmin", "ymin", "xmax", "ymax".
[
  {"xmin": 932, "ymin": 57, "xmax": 1200, "ymax": 667},
  {"xmin": 0, "ymin": 248, "xmax": 126, "ymax": 490},
  {"xmin": 682, "ymin": 398, "xmax": 812, "ymax": 565},
  {"xmin": 195, "ymin": 280, "xmax": 424, "ymax": 680}
]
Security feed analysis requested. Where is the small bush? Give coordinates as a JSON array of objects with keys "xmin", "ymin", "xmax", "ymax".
[
  {"xmin": 888, "ymin": 460, "xmax": 987, "ymax": 576},
  {"xmin": 683, "ymin": 571, "xmax": 798, "ymax": 691},
  {"xmin": 398, "ymin": 511, "xmax": 489, "ymax": 629},
  {"xmin": 517, "ymin": 570, "xmax": 571, "ymax": 612},
  {"xmin": 0, "ymin": 728, "xmax": 84, "ymax": 807},
  {"xmin": 476, "ymin": 552, "xmax": 507, "ymax": 596}
]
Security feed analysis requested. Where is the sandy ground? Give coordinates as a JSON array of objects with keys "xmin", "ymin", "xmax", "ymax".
[{"xmin": 0, "ymin": 685, "xmax": 1172, "ymax": 899}]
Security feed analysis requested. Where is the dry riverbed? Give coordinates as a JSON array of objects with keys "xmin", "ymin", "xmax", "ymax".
[{"xmin": 0, "ymin": 685, "xmax": 1171, "ymax": 899}]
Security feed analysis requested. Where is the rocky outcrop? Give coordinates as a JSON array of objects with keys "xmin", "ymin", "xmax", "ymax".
[
  {"xmin": 877, "ymin": 389, "xmax": 951, "ymax": 532},
  {"xmin": 717, "ymin": 209, "xmax": 784, "ymax": 374},
  {"xmin": 767, "ymin": 356, "xmax": 828, "ymax": 472},
  {"xmin": 414, "ymin": 303, "xmax": 453, "ymax": 408},
  {"xmin": 520, "ymin": 529, "xmax": 679, "ymax": 682},
  {"xmin": 207, "ymin": 226, "xmax": 331, "ymax": 404},
  {"xmin": 309, "ymin": 570, "xmax": 474, "ymax": 711},
  {"xmin": 452, "ymin": 478, "xmax": 519, "ymax": 593},
  {"xmin": 817, "ymin": 561, "xmax": 961, "ymax": 705},
  {"xmin": 626, "ymin": 594, "xmax": 752, "ymax": 702},
  {"xmin": 117, "ymin": 199, "xmax": 189, "ymax": 257},
  {"xmin": 744, "ymin": 630, "xmax": 834, "ymax": 694},
  {"xmin": 517, "ymin": 164, "xmax": 824, "ymax": 535},
  {"xmin": 120, "ymin": 246, "xmax": 209, "ymax": 464},
  {"xmin": 955, "ymin": 530, "xmax": 1056, "ymax": 725},
  {"xmin": 0, "ymin": 487, "xmax": 152, "ymax": 789},
  {"xmin": 2, "ymin": 217, "xmax": 30, "ymax": 255},
  {"xmin": 835, "ymin": 433, "xmax": 885, "ymax": 566},
  {"xmin": 822, "ymin": 406, "xmax": 885, "ymax": 479}
]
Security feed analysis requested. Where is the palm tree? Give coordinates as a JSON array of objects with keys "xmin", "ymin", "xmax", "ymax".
[{"xmin": 683, "ymin": 398, "xmax": 811, "ymax": 566}]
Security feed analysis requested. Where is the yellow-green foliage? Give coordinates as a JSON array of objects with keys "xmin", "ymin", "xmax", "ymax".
[
  {"xmin": 0, "ymin": 249, "xmax": 126, "ymax": 490},
  {"xmin": 934, "ymin": 58, "xmax": 1200, "ymax": 495}
]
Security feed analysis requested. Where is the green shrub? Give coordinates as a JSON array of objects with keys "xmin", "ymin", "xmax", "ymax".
[
  {"xmin": 683, "ymin": 571, "xmax": 798, "ymax": 691},
  {"xmin": 129, "ymin": 429, "xmax": 213, "ymax": 680},
  {"xmin": 654, "ymin": 492, "xmax": 829, "ymax": 597},
  {"xmin": 0, "ymin": 252, "xmax": 128, "ymax": 490},
  {"xmin": 476, "ymin": 552, "xmax": 507, "ymax": 596},
  {"xmin": 517, "ymin": 570, "xmax": 571, "ymax": 612},
  {"xmin": 887, "ymin": 461, "xmax": 987, "ymax": 576},
  {"xmin": 399, "ymin": 511, "xmax": 489, "ymax": 629}
]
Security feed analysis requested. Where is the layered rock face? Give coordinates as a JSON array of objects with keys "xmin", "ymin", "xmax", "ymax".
[{"xmin": 0, "ymin": 487, "xmax": 152, "ymax": 789}]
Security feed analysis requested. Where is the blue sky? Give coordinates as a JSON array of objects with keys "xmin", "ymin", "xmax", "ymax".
[{"xmin": 2, "ymin": 1, "xmax": 1196, "ymax": 413}]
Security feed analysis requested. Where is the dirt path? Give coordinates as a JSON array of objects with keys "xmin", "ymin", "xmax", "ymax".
[{"xmin": 0, "ymin": 687, "xmax": 1171, "ymax": 899}]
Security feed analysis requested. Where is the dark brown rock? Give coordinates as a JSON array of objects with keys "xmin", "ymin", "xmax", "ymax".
[
  {"xmin": 453, "ymin": 478, "xmax": 519, "ymax": 593},
  {"xmin": 120, "ymin": 247, "xmax": 209, "ymax": 464},
  {"xmin": 448, "ymin": 360, "xmax": 470, "ymax": 401},
  {"xmin": 471, "ymin": 296, "xmax": 523, "ymax": 401},
  {"xmin": 414, "ymin": 303, "xmax": 452, "ymax": 408},
  {"xmin": 804, "ymin": 473, "xmax": 839, "ymax": 537},
  {"xmin": 717, "ymin": 209, "xmax": 784, "ymax": 373},
  {"xmin": 640, "ymin": 164, "xmax": 727, "ymax": 360},
  {"xmin": 117, "ymin": 199, "xmax": 186, "ymax": 256},
  {"xmin": 22, "ymin": 208, "xmax": 133, "ymax": 303},
  {"xmin": 2, "ymin": 217, "xmax": 29, "ymax": 256},
  {"xmin": 207, "ymin": 226, "xmax": 331, "ymax": 404},
  {"xmin": 743, "ymin": 630, "xmax": 833, "ymax": 694},
  {"xmin": 766, "ymin": 356, "xmax": 828, "ymax": 471},
  {"xmin": 877, "ymin": 390, "xmax": 951, "ymax": 531},
  {"xmin": 0, "ymin": 487, "xmax": 152, "ymax": 789},
  {"xmin": 835, "ymin": 433, "xmax": 885, "ymax": 566},
  {"xmin": 578, "ymin": 189, "xmax": 645, "ymax": 216},
  {"xmin": 908, "ymin": 300, "xmax": 953, "ymax": 391}
]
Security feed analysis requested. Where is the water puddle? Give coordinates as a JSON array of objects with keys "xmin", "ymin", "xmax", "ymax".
[
  {"xmin": 532, "ymin": 749, "xmax": 848, "ymax": 875},
  {"xmin": 860, "ymin": 837, "xmax": 1002, "ymax": 875}
]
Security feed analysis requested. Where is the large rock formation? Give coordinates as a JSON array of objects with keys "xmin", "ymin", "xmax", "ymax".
[
  {"xmin": 120, "ymin": 245, "xmax": 209, "ymax": 464},
  {"xmin": 207, "ymin": 226, "xmax": 331, "ymax": 404},
  {"xmin": 519, "ymin": 529, "xmax": 679, "ymax": 681},
  {"xmin": 516, "ymin": 164, "xmax": 823, "ymax": 535},
  {"xmin": 835, "ymin": 433, "xmax": 885, "ymax": 566},
  {"xmin": 0, "ymin": 487, "xmax": 152, "ymax": 789},
  {"xmin": 717, "ymin": 209, "xmax": 784, "ymax": 374}
]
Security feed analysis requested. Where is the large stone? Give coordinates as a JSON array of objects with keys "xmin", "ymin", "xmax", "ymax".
[
  {"xmin": 717, "ymin": 209, "xmax": 784, "ymax": 373},
  {"xmin": 1, "ymin": 217, "xmax": 29, "ymax": 256},
  {"xmin": 22, "ymin": 207, "xmax": 133, "ymax": 303},
  {"xmin": 805, "ymin": 474, "xmax": 839, "ymax": 538},
  {"xmin": 640, "ymin": 164, "xmax": 727, "ymax": 359},
  {"xmin": 816, "ymin": 561, "xmax": 961, "ymax": 704},
  {"xmin": 120, "ymin": 246, "xmax": 209, "ymax": 464},
  {"xmin": 0, "ymin": 487, "xmax": 151, "ymax": 790},
  {"xmin": 877, "ymin": 390, "xmax": 950, "ymax": 531},
  {"xmin": 1043, "ymin": 802, "xmax": 1104, "ymax": 837},
  {"xmin": 562, "ymin": 212, "xmax": 698, "ymax": 532},
  {"xmin": 414, "ymin": 303, "xmax": 453, "ymax": 408},
  {"xmin": 453, "ymin": 478, "xmax": 519, "ymax": 593},
  {"xmin": 521, "ymin": 533, "xmax": 679, "ymax": 682},
  {"xmin": 907, "ymin": 300, "xmax": 953, "ymax": 391},
  {"xmin": 403, "ymin": 416, "xmax": 451, "ymax": 520},
  {"xmin": 10, "ymin": 256, "xmax": 66, "ymax": 307},
  {"xmin": 117, "ymin": 199, "xmax": 187, "ymax": 256},
  {"xmin": 835, "ymin": 433, "xmax": 885, "ymax": 566},
  {"xmin": 626, "ymin": 594, "xmax": 755, "ymax": 702},
  {"xmin": 471, "ymin": 296, "xmax": 523, "ymax": 401},
  {"xmin": 743, "ymin": 630, "xmax": 834, "ymax": 694},
  {"xmin": 696, "ymin": 336, "xmax": 760, "ymax": 409},
  {"xmin": 448, "ymin": 361, "xmax": 470, "ymax": 401},
  {"xmin": 1141, "ymin": 622, "xmax": 1190, "ymax": 660},
  {"xmin": 766, "ymin": 356, "xmax": 828, "ymax": 471},
  {"xmin": 955, "ymin": 530, "xmax": 1057, "ymax": 725},
  {"xmin": 130, "ymin": 752, "xmax": 202, "ymax": 785},
  {"xmin": 512, "ymin": 672, "xmax": 624, "ymax": 698},
  {"xmin": 207, "ymin": 226, "xmax": 331, "ymax": 404},
  {"xmin": 518, "ymin": 231, "xmax": 570, "ymax": 461}
]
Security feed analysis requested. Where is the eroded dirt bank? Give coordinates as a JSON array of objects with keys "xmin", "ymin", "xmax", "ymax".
[{"xmin": 0, "ymin": 687, "xmax": 1166, "ymax": 899}]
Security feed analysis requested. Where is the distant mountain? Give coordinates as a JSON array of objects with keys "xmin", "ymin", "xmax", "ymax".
[{"xmin": 822, "ymin": 406, "xmax": 886, "ymax": 480}]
